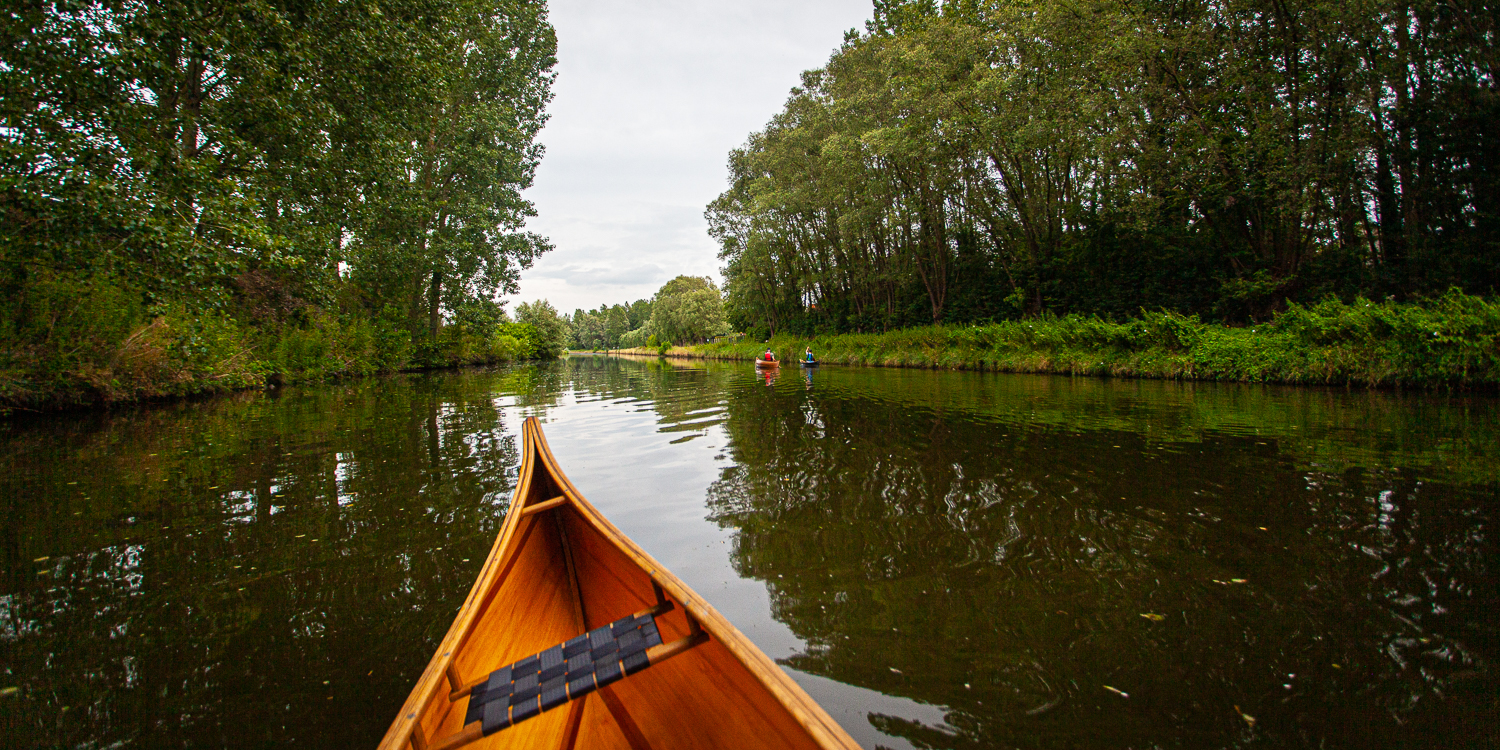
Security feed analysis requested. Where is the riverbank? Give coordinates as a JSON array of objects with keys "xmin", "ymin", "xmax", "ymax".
[
  {"xmin": 0, "ymin": 302, "xmax": 554, "ymax": 415},
  {"xmin": 616, "ymin": 292, "xmax": 1500, "ymax": 389}
]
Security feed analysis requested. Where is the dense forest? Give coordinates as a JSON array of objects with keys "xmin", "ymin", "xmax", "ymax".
[
  {"xmin": 1, "ymin": 0, "xmax": 563, "ymax": 410},
  {"xmin": 709, "ymin": 0, "xmax": 1500, "ymax": 337}
]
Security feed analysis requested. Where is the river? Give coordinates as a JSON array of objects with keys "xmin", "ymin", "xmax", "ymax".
[{"xmin": 2, "ymin": 356, "xmax": 1495, "ymax": 748}]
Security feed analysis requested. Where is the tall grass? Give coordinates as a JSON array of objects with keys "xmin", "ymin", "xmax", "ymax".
[
  {"xmin": 690, "ymin": 291, "xmax": 1500, "ymax": 389},
  {"xmin": 0, "ymin": 272, "xmax": 548, "ymax": 413}
]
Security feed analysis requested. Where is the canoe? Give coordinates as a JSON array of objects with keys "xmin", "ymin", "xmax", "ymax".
[
  {"xmin": 378, "ymin": 417, "xmax": 860, "ymax": 750},
  {"xmin": 799, "ymin": 360, "xmax": 818, "ymax": 368},
  {"xmin": 754, "ymin": 358, "xmax": 779, "ymax": 368}
]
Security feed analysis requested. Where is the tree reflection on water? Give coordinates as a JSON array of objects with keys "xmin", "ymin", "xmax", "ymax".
[
  {"xmin": 704, "ymin": 369, "xmax": 1496, "ymax": 748},
  {"xmin": 0, "ymin": 368, "xmax": 559, "ymax": 747},
  {"xmin": 0, "ymin": 358, "xmax": 1493, "ymax": 749}
]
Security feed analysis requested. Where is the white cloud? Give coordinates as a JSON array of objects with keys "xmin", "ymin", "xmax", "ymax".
[{"xmin": 509, "ymin": 0, "xmax": 871, "ymax": 313}]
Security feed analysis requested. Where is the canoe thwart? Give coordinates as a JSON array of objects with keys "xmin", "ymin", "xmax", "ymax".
[
  {"xmin": 518, "ymin": 495, "xmax": 569, "ymax": 516},
  {"xmin": 431, "ymin": 604, "xmax": 706, "ymax": 750}
]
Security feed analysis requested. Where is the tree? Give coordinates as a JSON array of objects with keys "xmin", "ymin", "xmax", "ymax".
[
  {"xmin": 604, "ymin": 305, "xmax": 630, "ymax": 348},
  {"xmin": 2, "ymin": 0, "xmax": 558, "ymax": 340},
  {"xmin": 352, "ymin": 0, "xmax": 556, "ymax": 341},
  {"xmin": 709, "ymin": 0, "xmax": 1500, "ymax": 331},
  {"xmin": 515, "ymin": 299, "xmax": 568, "ymax": 356},
  {"xmin": 649, "ymin": 276, "xmax": 726, "ymax": 344},
  {"xmin": 569, "ymin": 308, "xmax": 605, "ymax": 350},
  {"xmin": 627, "ymin": 299, "xmax": 653, "ymax": 330}
]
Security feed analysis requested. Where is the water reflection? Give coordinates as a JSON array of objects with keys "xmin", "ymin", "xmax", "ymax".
[
  {"xmin": 0, "ymin": 358, "xmax": 1494, "ymax": 748},
  {"xmin": 702, "ymin": 367, "xmax": 1496, "ymax": 748},
  {"xmin": 0, "ymin": 370, "xmax": 549, "ymax": 747}
]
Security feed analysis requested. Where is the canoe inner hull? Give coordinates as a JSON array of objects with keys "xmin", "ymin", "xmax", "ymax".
[{"xmin": 379, "ymin": 419, "xmax": 860, "ymax": 750}]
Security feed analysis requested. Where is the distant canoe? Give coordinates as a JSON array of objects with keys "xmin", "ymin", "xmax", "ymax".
[
  {"xmin": 378, "ymin": 417, "xmax": 858, "ymax": 750},
  {"xmin": 754, "ymin": 358, "xmax": 779, "ymax": 368},
  {"xmin": 800, "ymin": 360, "xmax": 819, "ymax": 367}
]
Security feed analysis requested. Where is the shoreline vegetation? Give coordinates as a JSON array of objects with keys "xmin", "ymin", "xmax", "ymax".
[
  {"xmin": 612, "ymin": 293, "xmax": 1500, "ymax": 390},
  {"xmin": 707, "ymin": 2, "xmax": 1499, "ymax": 350},
  {"xmin": 9, "ymin": 2, "xmax": 1500, "ymax": 414},
  {"xmin": 3, "ymin": 1, "xmax": 565, "ymax": 417},
  {"xmin": 0, "ymin": 300, "xmax": 557, "ymax": 416}
]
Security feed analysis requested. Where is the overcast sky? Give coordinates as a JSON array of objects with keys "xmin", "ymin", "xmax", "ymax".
[{"xmin": 507, "ymin": 0, "xmax": 872, "ymax": 316}]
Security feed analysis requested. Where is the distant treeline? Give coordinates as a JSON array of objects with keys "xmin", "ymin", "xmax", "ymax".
[
  {"xmin": 1, "ymin": 0, "xmax": 563, "ymax": 410},
  {"xmin": 566, "ymin": 276, "xmax": 730, "ymax": 350},
  {"xmin": 570, "ymin": 300, "xmax": 653, "ymax": 350},
  {"xmin": 709, "ymin": 0, "xmax": 1500, "ymax": 337}
]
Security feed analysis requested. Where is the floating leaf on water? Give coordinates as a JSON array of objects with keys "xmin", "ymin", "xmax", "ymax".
[
  {"xmin": 1231, "ymin": 578, "xmax": 1248, "ymax": 583},
  {"xmin": 0, "ymin": 687, "xmax": 17, "ymax": 697},
  {"xmin": 889, "ymin": 667, "xmax": 902, "ymax": 674},
  {"xmin": 1234, "ymin": 705, "xmax": 1256, "ymax": 727},
  {"xmin": 33, "ymin": 556, "xmax": 48, "ymax": 563},
  {"xmin": 1140, "ymin": 613, "xmax": 1165, "ymax": 621},
  {"xmin": 1103, "ymin": 685, "xmax": 1129, "ymax": 698}
]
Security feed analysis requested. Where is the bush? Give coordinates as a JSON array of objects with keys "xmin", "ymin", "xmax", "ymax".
[{"xmin": 687, "ymin": 293, "xmax": 1500, "ymax": 388}]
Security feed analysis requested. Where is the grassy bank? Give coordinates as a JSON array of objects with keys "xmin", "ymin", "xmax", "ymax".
[
  {"xmin": 0, "ymin": 275, "xmax": 555, "ymax": 414},
  {"xmin": 674, "ymin": 292, "xmax": 1500, "ymax": 389}
]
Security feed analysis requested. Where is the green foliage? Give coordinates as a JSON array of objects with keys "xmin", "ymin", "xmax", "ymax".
[
  {"xmin": 515, "ymin": 300, "xmax": 569, "ymax": 357},
  {"xmin": 0, "ymin": 269, "xmax": 552, "ymax": 411},
  {"xmin": 0, "ymin": 271, "xmax": 267, "ymax": 408},
  {"xmin": 0, "ymin": 0, "xmax": 559, "ymax": 412},
  {"xmin": 566, "ymin": 298, "xmax": 650, "ymax": 350},
  {"xmin": 618, "ymin": 327, "xmax": 650, "ymax": 349},
  {"xmin": 711, "ymin": 0, "xmax": 1500, "ymax": 334},
  {"xmin": 569, "ymin": 307, "xmax": 606, "ymax": 350},
  {"xmin": 649, "ymin": 276, "xmax": 726, "ymax": 345},
  {"xmin": 692, "ymin": 294, "xmax": 1500, "ymax": 389}
]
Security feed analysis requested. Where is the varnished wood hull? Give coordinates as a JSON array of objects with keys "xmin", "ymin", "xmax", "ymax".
[{"xmin": 378, "ymin": 417, "xmax": 860, "ymax": 750}]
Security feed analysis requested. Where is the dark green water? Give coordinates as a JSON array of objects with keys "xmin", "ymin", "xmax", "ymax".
[{"xmin": 2, "ymin": 357, "xmax": 1496, "ymax": 748}]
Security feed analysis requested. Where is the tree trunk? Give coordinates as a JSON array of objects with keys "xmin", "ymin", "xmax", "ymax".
[{"xmin": 429, "ymin": 269, "xmax": 442, "ymax": 341}]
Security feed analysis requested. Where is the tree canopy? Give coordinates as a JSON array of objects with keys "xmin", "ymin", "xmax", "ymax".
[
  {"xmin": 649, "ymin": 275, "xmax": 727, "ymax": 344},
  {"xmin": 2, "ymin": 0, "xmax": 556, "ymax": 346},
  {"xmin": 710, "ymin": 0, "xmax": 1500, "ymax": 337}
]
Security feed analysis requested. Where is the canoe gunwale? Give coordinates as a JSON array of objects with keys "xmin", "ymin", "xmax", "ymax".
[{"xmin": 377, "ymin": 417, "xmax": 860, "ymax": 750}]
